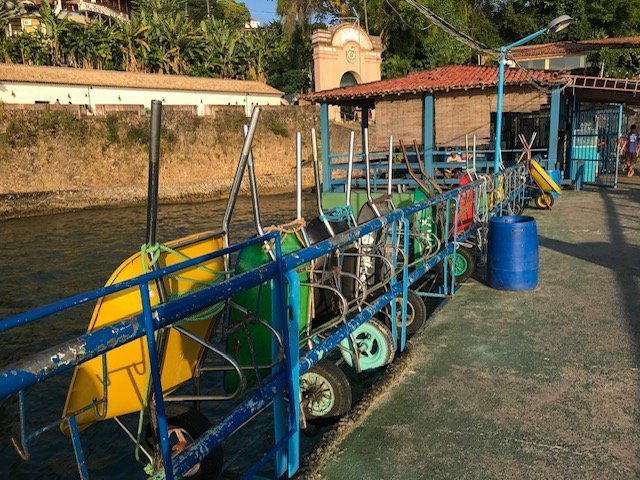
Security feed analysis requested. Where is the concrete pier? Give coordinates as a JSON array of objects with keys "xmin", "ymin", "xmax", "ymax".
[{"xmin": 315, "ymin": 178, "xmax": 640, "ymax": 479}]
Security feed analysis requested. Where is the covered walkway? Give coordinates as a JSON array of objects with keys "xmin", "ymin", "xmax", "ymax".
[{"xmin": 312, "ymin": 179, "xmax": 640, "ymax": 479}]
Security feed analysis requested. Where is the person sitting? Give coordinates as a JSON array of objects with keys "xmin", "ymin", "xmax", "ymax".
[{"xmin": 445, "ymin": 148, "xmax": 463, "ymax": 179}]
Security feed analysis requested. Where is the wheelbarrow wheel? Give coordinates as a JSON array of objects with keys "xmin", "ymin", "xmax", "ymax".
[
  {"xmin": 394, "ymin": 290, "xmax": 428, "ymax": 338},
  {"xmin": 438, "ymin": 246, "xmax": 475, "ymax": 284},
  {"xmin": 146, "ymin": 405, "xmax": 223, "ymax": 479},
  {"xmin": 339, "ymin": 319, "xmax": 396, "ymax": 371},
  {"xmin": 301, "ymin": 360, "xmax": 352, "ymax": 424},
  {"xmin": 535, "ymin": 193, "xmax": 554, "ymax": 209}
]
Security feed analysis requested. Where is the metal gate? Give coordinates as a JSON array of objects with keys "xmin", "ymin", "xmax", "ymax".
[{"xmin": 570, "ymin": 104, "xmax": 623, "ymax": 188}]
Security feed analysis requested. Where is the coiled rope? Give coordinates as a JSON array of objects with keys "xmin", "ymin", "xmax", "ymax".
[{"xmin": 318, "ymin": 205, "xmax": 355, "ymax": 227}]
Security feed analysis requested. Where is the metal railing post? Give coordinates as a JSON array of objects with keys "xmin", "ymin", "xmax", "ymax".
[
  {"xmin": 401, "ymin": 217, "xmax": 410, "ymax": 351},
  {"xmin": 139, "ymin": 284, "xmax": 174, "ymax": 480},
  {"xmin": 389, "ymin": 220, "xmax": 399, "ymax": 346},
  {"xmin": 68, "ymin": 415, "xmax": 90, "ymax": 480},
  {"xmin": 271, "ymin": 233, "xmax": 300, "ymax": 477}
]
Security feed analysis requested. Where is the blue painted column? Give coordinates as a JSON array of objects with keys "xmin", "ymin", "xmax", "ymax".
[
  {"xmin": 422, "ymin": 93, "xmax": 434, "ymax": 175},
  {"xmin": 320, "ymin": 102, "xmax": 331, "ymax": 192},
  {"xmin": 614, "ymin": 103, "xmax": 623, "ymax": 189},
  {"xmin": 494, "ymin": 48, "xmax": 506, "ymax": 173},
  {"xmin": 548, "ymin": 86, "xmax": 561, "ymax": 169}
]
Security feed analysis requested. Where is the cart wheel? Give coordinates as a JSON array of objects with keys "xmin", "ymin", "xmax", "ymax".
[
  {"xmin": 147, "ymin": 405, "xmax": 223, "ymax": 479},
  {"xmin": 395, "ymin": 290, "xmax": 428, "ymax": 338},
  {"xmin": 535, "ymin": 193, "xmax": 554, "ymax": 209},
  {"xmin": 438, "ymin": 246, "xmax": 475, "ymax": 284},
  {"xmin": 339, "ymin": 319, "xmax": 396, "ymax": 371},
  {"xmin": 300, "ymin": 360, "xmax": 352, "ymax": 423}
]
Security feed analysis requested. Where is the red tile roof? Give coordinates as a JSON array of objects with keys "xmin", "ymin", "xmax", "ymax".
[
  {"xmin": 512, "ymin": 36, "xmax": 640, "ymax": 59},
  {"xmin": 305, "ymin": 65, "xmax": 563, "ymax": 103}
]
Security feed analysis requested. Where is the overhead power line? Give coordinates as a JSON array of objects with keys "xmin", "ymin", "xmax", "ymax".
[
  {"xmin": 399, "ymin": 1, "xmax": 558, "ymax": 92},
  {"xmin": 402, "ymin": 0, "xmax": 497, "ymax": 55}
]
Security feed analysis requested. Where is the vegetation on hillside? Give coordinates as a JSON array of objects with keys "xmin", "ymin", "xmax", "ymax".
[{"xmin": 1, "ymin": 0, "xmax": 640, "ymax": 94}]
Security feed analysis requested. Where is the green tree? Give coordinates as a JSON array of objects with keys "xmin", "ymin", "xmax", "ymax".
[
  {"xmin": 38, "ymin": 0, "xmax": 70, "ymax": 65},
  {"xmin": 195, "ymin": 18, "xmax": 245, "ymax": 77},
  {"xmin": 243, "ymin": 27, "xmax": 276, "ymax": 81},
  {"xmin": 264, "ymin": 23, "xmax": 311, "ymax": 94},
  {"xmin": 487, "ymin": 0, "xmax": 640, "ymax": 44},
  {"xmin": 114, "ymin": 16, "xmax": 151, "ymax": 72},
  {"xmin": 589, "ymin": 48, "xmax": 640, "ymax": 78},
  {"xmin": 5, "ymin": 30, "xmax": 47, "ymax": 65},
  {"xmin": 213, "ymin": 0, "xmax": 250, "ymax": 28},
  {"xmin": 186, "ymin": 0, "xmax": 211, "ymax": 23}
]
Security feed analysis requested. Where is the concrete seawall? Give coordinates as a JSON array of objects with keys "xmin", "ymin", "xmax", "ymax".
[
  {"xmin": 0, "ymin": 176, "xmax": 311, "ymax": 220},
  {"xmin": 0, "ymin": 105, "xmax": 359, "ymax": 219}
]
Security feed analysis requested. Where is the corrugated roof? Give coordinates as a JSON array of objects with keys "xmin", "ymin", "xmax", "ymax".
[
  {"xmin": 0, "ymin": 64, "xmax": 282, "ymax": 96},
  {"xmin": 512, "ymin": 36, "xmax": 640, "ymax": 59},
  {"xmin": 304, "ymin": 65, "xmax": 563, "ymax": 102}
]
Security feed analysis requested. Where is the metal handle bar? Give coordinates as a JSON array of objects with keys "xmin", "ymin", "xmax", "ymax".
[
  {"xmin": 166, "ymin": 325, "xmax": 247, "ymax": 401},
  {"xmin": 222, "ymin": 106, "xmax": 260, "ymax": 234},
  {"xmin": 412, "ymin": 139, "xmax": 443, "ymax": 194},
  {"xmin": 299, "ymin": 281, "xmax": 349, "ymax": 345}
]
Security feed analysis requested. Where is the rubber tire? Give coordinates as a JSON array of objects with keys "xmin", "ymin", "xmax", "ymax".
[
  {"xmin": 396, "ymin": 290, "xmax": 428, "ymax": 338},
  {"xmin": 438, "ymin": 246, "xmax": 475, "ymax": 284},
  {"xmin": 535, "ymin": 193, "xmax": 554, "ymax": 209},
  {"xmin": 339, "ymin": 318, "xmax": 396, "ymax": 371},
  {"xmin": 147, "ymin": 405, "xmax": 223, "ymax": 480},
  {"xmin": 300, "ymin": 360, "xmax": 352, "ymax": 423}
]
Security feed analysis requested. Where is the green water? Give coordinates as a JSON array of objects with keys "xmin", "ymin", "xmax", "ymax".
[{"xmin": 0, "ymin": 194, "xmax": 309, "ymax": 479}]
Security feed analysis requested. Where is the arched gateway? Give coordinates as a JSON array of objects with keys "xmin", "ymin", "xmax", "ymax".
[{"xmin": 312, "ymin": 24, "xmax": 382, "ymax": 121}]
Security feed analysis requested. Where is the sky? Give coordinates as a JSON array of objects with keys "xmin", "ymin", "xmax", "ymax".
[{"xmin": 243, "ymin": 0, "xmax": 278, "ymax": 24}]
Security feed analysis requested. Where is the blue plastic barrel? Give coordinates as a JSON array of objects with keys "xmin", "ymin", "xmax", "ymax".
[{"xmin": 487, "ymin": 215, "xmax": 538, "ymax": 291}]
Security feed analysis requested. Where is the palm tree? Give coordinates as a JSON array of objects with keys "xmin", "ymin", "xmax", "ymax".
[{"xmin": 276, "ymin": 0, "xmax": 349, "ymax": 34}]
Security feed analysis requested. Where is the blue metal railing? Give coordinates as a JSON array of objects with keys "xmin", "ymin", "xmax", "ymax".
[
  {"xmin": 0, "ymin": 165, "xmax": 527, "ymax": 480},
  {"xmin": 326, "ymin": 148, "xmax": 547, "ymax": 192}
]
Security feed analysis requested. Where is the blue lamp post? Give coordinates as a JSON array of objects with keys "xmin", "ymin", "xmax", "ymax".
[{"xmin": 494, "ymin": 14, "xmax": 572, "ymax": 172}]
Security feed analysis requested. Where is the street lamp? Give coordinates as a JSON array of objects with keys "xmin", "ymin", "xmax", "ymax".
[{"xmin": 494, "ymin": 15, "xmax": 572, "ymax": 172}]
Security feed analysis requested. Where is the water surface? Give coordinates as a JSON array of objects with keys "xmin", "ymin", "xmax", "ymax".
[{"xmin": 0, "ymin": 194, "xmax": 316, "ymax": 479}]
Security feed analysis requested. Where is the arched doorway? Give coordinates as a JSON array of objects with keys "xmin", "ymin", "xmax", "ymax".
[
  {"xmin": 340, "ymin": 72, "xmax": 359, "ymax": 120},
  {"xmin": 340, "ymin": 72, "xmax": 358, "ymax": 87}
]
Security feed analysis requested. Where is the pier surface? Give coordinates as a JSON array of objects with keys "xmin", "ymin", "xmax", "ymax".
[{"xmin": 318, "ymin": 179, "xmax": 640, "ymax": 479}]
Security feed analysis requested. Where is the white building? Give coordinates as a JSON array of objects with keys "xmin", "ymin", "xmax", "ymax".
[
  {"xmin": 0, "ymin": 64, "xmax": 283, "ymax": 116},
  {"xmin": 244, "ymin": 18, "xmax": 261, "ymax": 29}
]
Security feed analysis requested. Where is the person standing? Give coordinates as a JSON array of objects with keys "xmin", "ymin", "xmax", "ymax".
[{"xmin": 621, "ymin": 124, "xmax": 638, "ymax": 177}]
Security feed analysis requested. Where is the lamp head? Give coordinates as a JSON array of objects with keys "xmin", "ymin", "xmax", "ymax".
[{"xmin": 547, "ymin": 15, "xmax": 572, "ymax": 34}]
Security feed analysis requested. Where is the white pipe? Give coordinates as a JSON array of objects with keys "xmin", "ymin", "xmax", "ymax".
[{"xmin": 296, "ymin": 131, "xmax": 303, "ymax": 221}]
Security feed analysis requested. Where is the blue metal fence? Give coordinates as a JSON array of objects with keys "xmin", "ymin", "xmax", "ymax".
[
  {"xmin": 325, "ymin": 149, "xmax": 548, "ymax": 192},
  {"xmin": 570, "ymin": 104, "xmax": 623, "ymax": 189},
  {"xmin": 0, "ymin": 165, "xmax": 526, "ymax": 479}
]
